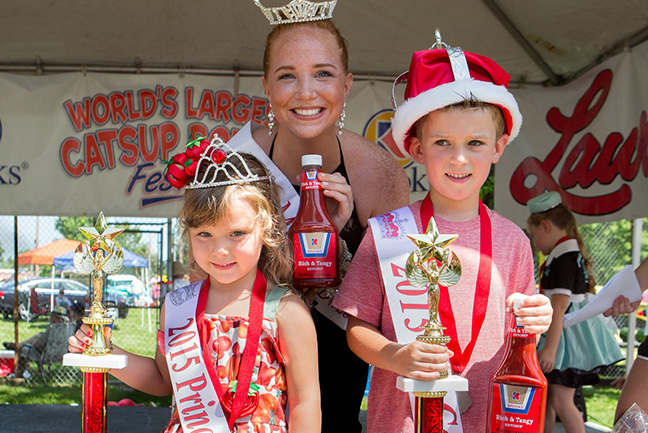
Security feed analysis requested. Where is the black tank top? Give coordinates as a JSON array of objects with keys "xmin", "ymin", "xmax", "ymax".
[{"xmin": 269, "ymin": 136, "xmax": 364, "ymax": 254}]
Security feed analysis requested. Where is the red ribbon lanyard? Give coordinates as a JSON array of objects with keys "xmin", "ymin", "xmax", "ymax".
[
  {"xmin": 420, "ymin": 194, "xmax": 492, "ymax": 373},
  {"xmin": 196, "ymin": 269, "xmax": 267, "ymax": 429}
]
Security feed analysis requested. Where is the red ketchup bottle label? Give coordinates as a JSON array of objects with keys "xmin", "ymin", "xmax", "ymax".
[
  {"xmin": 487, "ymin": 302, "xmax": 547, "ymax": 433},
  {"xmin": 290, "ymin": 154, "xmax": 339, "ymax": 289}
]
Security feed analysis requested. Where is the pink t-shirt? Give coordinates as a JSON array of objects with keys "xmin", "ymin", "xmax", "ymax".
[{"xmin": 332, "ymin": 201, "xmax": 535, "ymax": 433}]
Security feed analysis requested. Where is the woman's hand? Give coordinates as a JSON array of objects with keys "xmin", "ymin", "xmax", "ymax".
[
  {"xmin": 506, "ymin": 293, "xmax": 553, "ymax": 335},
  {"xmin": 318, "ymin": 171, "xmax": 354, "ymax": 232},
  {"xmin": 68, "ymin": 323, "xmax": 111, "ymax": 353}
]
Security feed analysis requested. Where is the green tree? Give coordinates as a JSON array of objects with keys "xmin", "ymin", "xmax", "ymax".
[{"xmin": 55, "ymin": 217, "xmax": 149, "ymax": 272}]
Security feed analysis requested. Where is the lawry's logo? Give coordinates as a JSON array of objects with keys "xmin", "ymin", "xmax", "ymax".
[
  {"xmin": 363, "ymin": 109, "xmax": 413, "ymax": 169},
  {"xmin": 510, "ymin": 69, "xmax": 648, "ymax": 217}
]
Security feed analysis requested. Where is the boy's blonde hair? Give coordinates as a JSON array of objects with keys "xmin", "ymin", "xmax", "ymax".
[
  {"xmin": 180, "ymin": 153, "xmax": 293, "ymax": 287},
  {"xmin": 412, "ymin": 98, "xmax": 506, "ymax": 142},
  {"xmin": 527, "ymin": 204, "xmax": 596, "ymax": 293}
]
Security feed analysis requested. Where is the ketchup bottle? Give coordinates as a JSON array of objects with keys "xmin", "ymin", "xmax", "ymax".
[
  {"xmin": 487, "ymin": 298, "xmax": 548, "ymax": 433},
  {"xmin": 289, "ymin": 154, "xmax": 340, "ymax": 290}
]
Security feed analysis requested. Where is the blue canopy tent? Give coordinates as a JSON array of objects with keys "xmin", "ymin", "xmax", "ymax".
[{"xmin": 53, "ymin": 247, "xmax": 148, "ymax": 270}]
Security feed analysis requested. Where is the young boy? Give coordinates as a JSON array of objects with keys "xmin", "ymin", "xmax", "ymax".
[{"xmin": 332, "ymin": 40, "xmax": 553, "ymax": 432}]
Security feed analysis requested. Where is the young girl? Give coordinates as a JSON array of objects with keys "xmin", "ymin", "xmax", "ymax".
[
  {"xmin": 68, "ymin": 137, "xmax": 320, "ymax": 433},
  {"xmin": 526, "ymin": 191, "xmax": 623, "ymax": 433}
]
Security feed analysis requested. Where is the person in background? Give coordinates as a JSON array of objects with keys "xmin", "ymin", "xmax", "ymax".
[
  {"xmin": 55, "ymin": 287, "xmax": 72, "ymax": 314},
  {"xmin": 605, "ymin": 257, "xmax": 648, "ymax": 423},
  {"xmin": 5, "ymin": 306, "xmax": 70, "ymax": 378},
  {"xmin": 527, "ymin": 191, "xmax": 624, "ymax": 433},
  {"xmin": 171, "ymin": 261, "xmax": 189, "ymax": 291}
]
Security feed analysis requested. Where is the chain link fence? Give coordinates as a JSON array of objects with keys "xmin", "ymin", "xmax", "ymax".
[
  {"xmin": 0, "ymin": 215, "xmax": 183, "ymax": 386},
  {"xmin": 1, "ymin": 215, "xmax": 646, "ymax": 385}
]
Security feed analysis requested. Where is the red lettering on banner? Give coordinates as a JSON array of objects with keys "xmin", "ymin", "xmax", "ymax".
[
  {"xmin": 109, "ymin": 93, "xmax": 128, "ymax": 123},
  {"xmin": 84, "ymin": 133, "xmax": 106, "ymax": 174},
  {"xmin": 510, "ymin": 69, "xmax": 648, "ymax": 216},
  {"xmin": 139, "ymin": 89, "xmax": 157, "ymax": 119},
  {"xmin": 124, "ymin": 92, "xmax": 141, "ymax": 121},
  {"xmin": 60, "ymin": 138, "xmax": 84, "ymax": 177},
  {"xmin": 138, "ymin": 124, "xmax": 159, "ymax": 162},
  {"xmin": 232, "ymin": 94, "xmax": 251, "ymax": 124},
  {"xmin": 63, "ymin": 87, "xmax": 179, "ymax": 131},
  {"xmin": 169, "ymin": 333, "xmax": 196, "ymax": 348},
  {"xmin": 160, "ymin": 86, "xmax": 178, "ymax": 118},
  {"xmin": 96, "ymin": 129, "xmax": 118, "ymax": 169},
  {"xmin": 91, "ymin": 94, "xmax": 111, "ymax": 126},
  {"xmin": 64, "ymin": 98, "xmax": 92, "ymax": 131},
  {"xmin": 185, "ymin": 87, "xmax": 199, "ymax": 118},
  {"xmin": 215, "ymin": 91, "xmax": 233, "ymax": 123},
  {"xmin": 251, "ymin": 97, "xmax": 268, "ymax": 124},
  {"xmin": 118, "ymin": 126, "xmax": 139, "ymax": 166},
  {"xmin": 197, "ymin": 90, "xmax": 216, "ymax": 119}
]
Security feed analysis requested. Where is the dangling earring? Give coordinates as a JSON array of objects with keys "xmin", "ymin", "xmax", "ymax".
[
  {"xmin": 267, "ymin": 106, "xmax": 275, "ymax": 136},
  {"xmin": 336, "ymin": 102, "xmax": 346, "ymax": 136}
]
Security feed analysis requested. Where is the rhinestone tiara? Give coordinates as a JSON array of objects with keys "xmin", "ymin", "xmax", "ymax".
[
  {"xmin": 187, "ymin": 137, "xmax": 271, "ymax": 189},
  {"xmin": 254, "ymin": 0, "xmax": 337, "ymax": 25}
]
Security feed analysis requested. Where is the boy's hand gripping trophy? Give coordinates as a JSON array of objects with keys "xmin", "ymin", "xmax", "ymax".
[
  {"xmin": 63, "ymin": 212, "xmax": 128, "ymax": 433},
  {"xmin": 398, "ymin": 217, "xmax": 468, "ymax": 433}
]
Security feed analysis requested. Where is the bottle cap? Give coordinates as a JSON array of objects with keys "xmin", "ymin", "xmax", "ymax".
[{"xmin": 302, "ymin": 154, "xmax": 322, "ymax": 167}]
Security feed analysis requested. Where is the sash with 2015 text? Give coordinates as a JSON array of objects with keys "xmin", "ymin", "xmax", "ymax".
[{"xmin": 369, "ymin": 206, "xmax": 464, "ymax": 433}]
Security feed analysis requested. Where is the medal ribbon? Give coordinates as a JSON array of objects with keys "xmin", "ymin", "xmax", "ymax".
[
  {"xmin": 196, "ymin": 269, "xmax": 267, "ymax": 430},
  {"xmin": 420, "ymin": 194, "xmax": 492, "ymax": 373}
]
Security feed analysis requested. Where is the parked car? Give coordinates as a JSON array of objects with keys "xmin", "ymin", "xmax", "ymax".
[
  {"xmin": 0, "ymin": 277, "xmax": 132, "ymax": 321},
  {"xmin": 0, "ymin": 278, "xmax": 88, "ymax": 321}
]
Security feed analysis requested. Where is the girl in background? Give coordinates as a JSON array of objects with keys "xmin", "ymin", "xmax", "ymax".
[
  {"xmin": 69, "ymin": 138, "xmax": 320, "ymax": 433},
  {"xmin": 527, "ymin": 191, "xmax": 623, "ymax": 433}
]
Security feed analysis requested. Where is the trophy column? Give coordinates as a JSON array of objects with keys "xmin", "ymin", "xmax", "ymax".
[
  {"xmin": 396, "ymin": 218, "xmax": 468, "ymax": 433},
  {"xmin": 62, "ymin": 213, "xmax": 128, "ymax": 433}
]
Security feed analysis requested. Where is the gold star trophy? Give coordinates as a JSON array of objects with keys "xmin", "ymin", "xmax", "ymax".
[
  {"xmin": 63, "ymin": 213, "xmax": 128, "ymax": 433},
  {"xmin": 395, "ymin": 217, "xmax": 469, "ymax": 433}
]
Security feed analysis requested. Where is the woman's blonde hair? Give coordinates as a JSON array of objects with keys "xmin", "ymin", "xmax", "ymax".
[
  {"xmin": 527, "ymin": 204, "xmax": 596, "ymax": 292},
  {"xmin": 263, "ymin": 20, "xmax": 349, "ymax": 77},
  {"xmin": 180, "ymin": 152, "xmax": 293, "ymax": 286}
]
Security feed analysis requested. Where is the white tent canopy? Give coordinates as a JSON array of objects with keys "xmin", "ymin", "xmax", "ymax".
[{"xmin": 1, "ymin": 0, "xmax": 647, "ymax": 86}]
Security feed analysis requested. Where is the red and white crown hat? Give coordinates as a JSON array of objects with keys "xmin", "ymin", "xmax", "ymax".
[{"xmin": 391, "ymin": 30, "xmax": 522, "ymax": 156}]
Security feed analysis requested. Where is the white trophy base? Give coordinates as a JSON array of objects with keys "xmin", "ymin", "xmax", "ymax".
[
  {"xmin": 63, "ymin": 353, "xmax": 128, "ymax": 370},
  {"xmin": 396, "ymin": 375, "xmax": 469, "ymax": 393}
]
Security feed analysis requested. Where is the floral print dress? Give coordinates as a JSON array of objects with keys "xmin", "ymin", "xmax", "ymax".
[{"xmin": 164, "ymin": 286, "xmax": 288, "ymax": 433}]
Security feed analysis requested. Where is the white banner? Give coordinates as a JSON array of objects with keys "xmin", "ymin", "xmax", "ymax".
[{"xmin": 1, "ymin": 40, "xmax": 647, "ymax": 222}]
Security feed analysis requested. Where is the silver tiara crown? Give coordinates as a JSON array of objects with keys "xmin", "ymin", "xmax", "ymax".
[
  {"xmin": 187, "ymin": 136, "xmax": 271, "ymax": 189},
  {"xmin": 254, "ymin": 0, "xmax": 337, "ymax": 25}
]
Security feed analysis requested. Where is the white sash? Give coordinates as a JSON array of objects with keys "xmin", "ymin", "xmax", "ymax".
[
  {"xmin": 228, "ymin": 122, "xmax": 299, "ymax": 225},
  {"xmin": 369, "ymin": 206, "xmax": 464, "ymax": 433},
  {"xmin": 229, "ymin": 122, "xmax": 347, "ymax": 330},
  {"xmin": 165, "ymin": 281, "xmax": 229, "ymax": 433}
]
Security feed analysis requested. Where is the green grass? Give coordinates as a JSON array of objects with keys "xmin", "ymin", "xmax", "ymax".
[
  {"xmin": 0, "ymin": 307, "xmax": 159, "ymax": 358},
  {"xmin": 583, "ymin": 385, "xmax": 621, "ymax": 428},
  {"xmin": 0, "ymin": 381, "xmax": 172, "ymax": 407}
]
